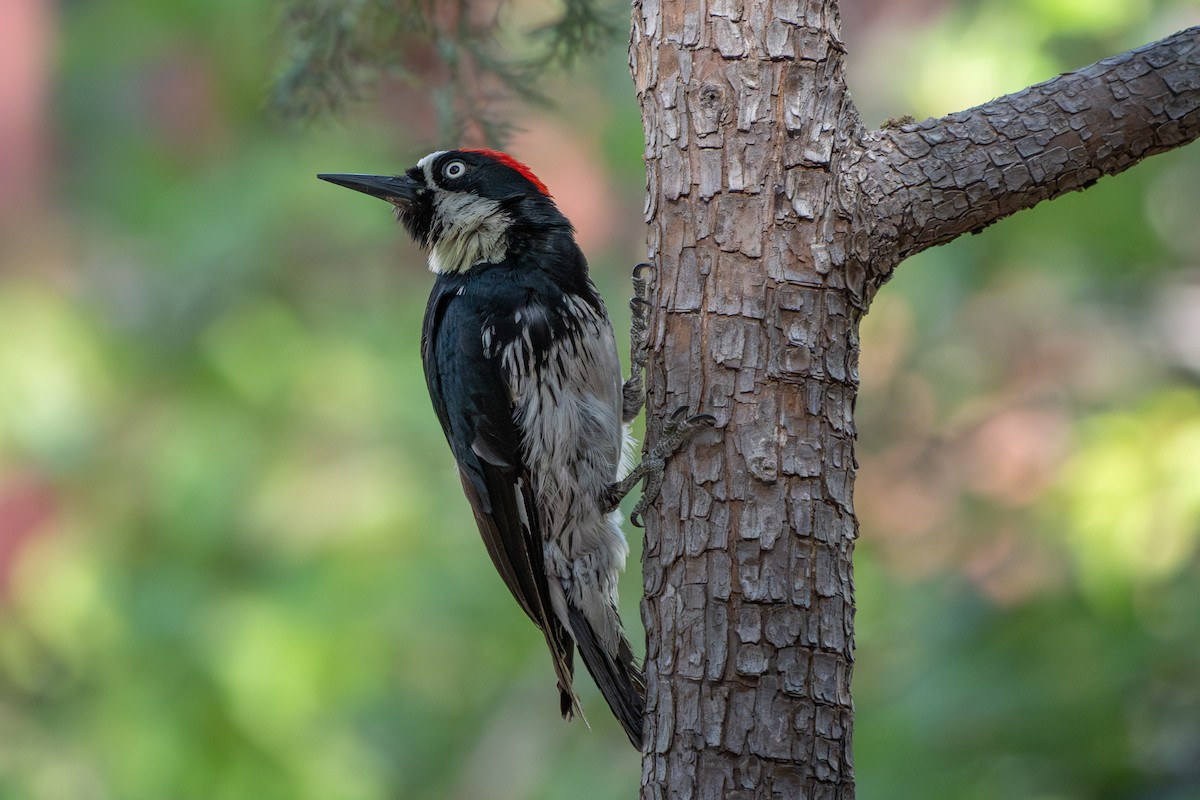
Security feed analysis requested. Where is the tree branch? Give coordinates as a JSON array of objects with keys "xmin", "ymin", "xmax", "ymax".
[{"xmin": 861, "ymin": 26, "xmax": 1200, "ymax": 273}]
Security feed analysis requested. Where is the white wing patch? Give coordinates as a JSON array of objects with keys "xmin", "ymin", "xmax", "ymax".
[{"xmin": 500, "ymin": 292, "xmax": 631, "ymax": 653}]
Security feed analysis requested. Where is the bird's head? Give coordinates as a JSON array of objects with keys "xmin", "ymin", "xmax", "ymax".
[{"xmin": 319, "ymin": 149, "xmax": 569, "ymax": 274}]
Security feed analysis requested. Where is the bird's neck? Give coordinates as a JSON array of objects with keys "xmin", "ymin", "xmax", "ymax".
[{"xmin": 427, "ymin": 208, "xmax": 511, "ymax": 274}]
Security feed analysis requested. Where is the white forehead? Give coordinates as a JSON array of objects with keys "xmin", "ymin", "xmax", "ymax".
[{"xmin": 416, "ymin": 150, "xmax": 447, "ymax": 181}]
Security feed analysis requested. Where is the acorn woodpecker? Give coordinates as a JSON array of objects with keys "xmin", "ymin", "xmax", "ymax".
[{"xmin": 319, "ymin": 149, "xmax": 711, "ymax": 749}]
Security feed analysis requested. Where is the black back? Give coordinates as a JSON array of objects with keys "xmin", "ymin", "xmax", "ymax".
[{"xmin": 420, "ymin": 253, "xmax": 599, "ymax": 719}]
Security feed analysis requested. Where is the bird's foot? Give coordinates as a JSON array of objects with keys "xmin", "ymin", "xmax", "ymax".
[
  {"xmin": 621, "ymin": 263, "xmax": 653, "ymax": 424},
  {"xmin": 606, "ymin": 406, "xmax": 717, "ymax": 527}
]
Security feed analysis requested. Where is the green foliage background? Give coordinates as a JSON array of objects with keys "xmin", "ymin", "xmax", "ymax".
[{"xmin": 0, "ymin": 1, "xmax": 1198, "ymax": 798}]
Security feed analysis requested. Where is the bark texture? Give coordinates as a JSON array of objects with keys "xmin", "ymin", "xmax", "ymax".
[
  {"xmin": 630, "ymin": 2, "xmax": 1199, "ymax": 797},
  {"xmin": 859, "ymin": 26, "xmax": 1200, "ymax": 274},
  {"xmin": 631, "ymin": 2, "xmax": 863, "ymax": 798}
]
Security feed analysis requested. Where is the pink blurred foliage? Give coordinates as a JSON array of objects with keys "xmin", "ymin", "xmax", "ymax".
[
  {"xmin": 0, "ymin": 0, "xmax": 54, "ymax": 225},
  {"xmin": 0, "ymin": 471, "xmax": 58, "ymax": 599},
  {"xmin": 137, "ymin": 52, "xmax": 228, "ymax": 165},
  {"xmin": 509, "ymin": 124, "xmax": 616, "ymax": 257}
]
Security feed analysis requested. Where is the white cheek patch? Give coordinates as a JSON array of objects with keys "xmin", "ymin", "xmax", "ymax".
[{"xmin": 428, "ymin": 191, "xmax": 510, "ymax": 273}]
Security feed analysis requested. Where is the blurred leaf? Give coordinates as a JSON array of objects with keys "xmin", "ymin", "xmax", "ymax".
[{"xmin": 1059, "ymin": 392, "xmax": 1200, "ymax": 597}]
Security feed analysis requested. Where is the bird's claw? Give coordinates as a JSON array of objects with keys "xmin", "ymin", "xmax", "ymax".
[
  {"xmin": 628, "ymin": 461, "xmax": 665, "ymax": 528},
  {"xmin": 618, "ymin": 263, "xmax": 717, "ymax": 528},
  {"xmin": 662, "ymin": 407, "xmax": 716, "ymax": 440},
  {"xmin": 622, "ymin": 264, "xmax": 655, "ymax": 424},
  {"xmin": 622, "ymin": 407, "xmax": 717, "ymax": 527}
]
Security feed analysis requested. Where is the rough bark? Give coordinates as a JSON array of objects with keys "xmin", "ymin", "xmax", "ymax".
[
  {"xmin": 629, "ymin": 2, "xmax": 1199, "ymax": 797},
  {"xmin": 858, "ymin": 26, "xmax": 1200, "ymax": 277},
  {"xmin": 632, "ymin": 2, "xmax": 863, "ymax": 797}
]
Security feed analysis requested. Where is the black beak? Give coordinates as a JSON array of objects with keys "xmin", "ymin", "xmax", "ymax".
[{"xmin": 317, "ymin": 173, "xmax": 422, "ymax": 203}]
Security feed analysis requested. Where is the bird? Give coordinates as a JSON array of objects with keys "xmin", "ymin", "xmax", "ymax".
[{"xmin": 318, "ymin": 148, "xmax": 712, "ymax": 750}]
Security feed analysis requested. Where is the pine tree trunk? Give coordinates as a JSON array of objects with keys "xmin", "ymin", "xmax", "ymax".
[
  {"xmin": 629, "ymin": 0, "xmax": 1199, "ymax": 796},
  {"xmin": 631, "ymin": 2, "xmax": 863, "ymax": 797}
]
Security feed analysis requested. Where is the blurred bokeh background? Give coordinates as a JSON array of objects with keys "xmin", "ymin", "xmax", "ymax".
[{"xmin": 1, "ymin": 1, "xmax": 1199, "ymax": 798}]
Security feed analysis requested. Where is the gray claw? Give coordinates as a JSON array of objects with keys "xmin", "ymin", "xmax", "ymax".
[
  {"xmin": 607, "ymin": 406, "xmax": 716, "ymax": 525},
  {"xmin": 622, "ymin": 264, "xmax": 654, "ymax": 425},
  {"xmin": 630, "ymin": 467, "xmax": 665, "ymax": 528}
]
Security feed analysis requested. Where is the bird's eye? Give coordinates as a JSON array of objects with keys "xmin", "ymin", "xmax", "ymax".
[{"xmin": 443, "ymin": 160, "xmax": 467, "ymax": 180}]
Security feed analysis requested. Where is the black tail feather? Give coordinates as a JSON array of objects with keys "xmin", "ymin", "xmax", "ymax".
[
  {"xmin": 567, "ymin": 603, "xmax": 646, "ymax": 750},
  {"xmin": 557, "ymin": 644, "xmax": 576, "ymax": 718}
]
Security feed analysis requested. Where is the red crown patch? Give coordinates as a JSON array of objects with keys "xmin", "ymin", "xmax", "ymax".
[{"xmin": 463, "ymin": 149, "xmax": 552, "ymax": 197}]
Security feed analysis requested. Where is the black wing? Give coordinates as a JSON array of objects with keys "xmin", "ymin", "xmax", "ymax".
[{"xmin": 421, "ymin": 275, "xmax": 579, "ymax": 717}]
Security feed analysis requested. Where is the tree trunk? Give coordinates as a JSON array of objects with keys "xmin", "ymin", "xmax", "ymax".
[
  {"xmin": 629, "ymin": 0, "xmax": 1200, "ymax": 796},
  {"xmin": 632, "ymin": 2, "xmax": 863, "ymax": 797}
]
